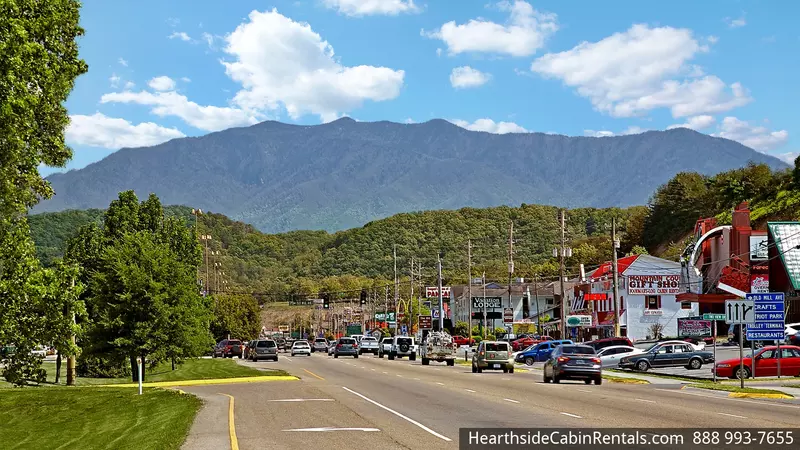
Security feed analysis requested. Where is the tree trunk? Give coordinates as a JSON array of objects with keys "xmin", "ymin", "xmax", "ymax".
[
  {"xmin": 55, "ymin": 351, "xmax": 62, "ymax": 384},
  {"xmin": 130, "ymin": 355, "xmax": 139, "ymax": 382},
  {"xmin": 171, "ymin": 358, "xmax": 175, "ymax": 371}
]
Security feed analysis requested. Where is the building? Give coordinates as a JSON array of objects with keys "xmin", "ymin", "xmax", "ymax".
[
  {"xmin": 450, "ymin": 279, "xmax": 557, "ymax": 334},
  {"xmin": 586, "ymin": 254, "xmax": 701, "ymax": 341}
]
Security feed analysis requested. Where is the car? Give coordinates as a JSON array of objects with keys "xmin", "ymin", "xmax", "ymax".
[
  {"xmin": 334, "ymin": 337, "xmax": 359, "ymax": 358},
  {"xmin": 585, "ymin": 337, "xmax": 633, "ymax": 351},
  {"xmin": 472, "ymin": 341, "xmax": 514, "ymax": 373},
  {"xmin": 452, "ymin": 335, "xmax": 474, "ymax": 347},
  {"xmin": 250, "ymin": 339, "xmax": 279, "ymax": 361},
  {"xmin": 213, "ymin": 339, "xmax": 244, "ymax": 358},
  {"xmin": 31, "ymin": 345, "xmax": 48, "ymax": 357},
  {"xmin": 785, "ymin": 323, "xmax": 800, "ymax": 345},
  {"xmin": 595, "ymin": 345, "xmax": 645, "ymax": 368},
  {"xmin": 350, "ymin": 335, "xmax": 364, "ymax": 344},
  {"xmin": 290, "ymin": 340, "xmax": 311, "ymax": 356},
  {"xmin": 514, "ymin": 340, "xmax": 573, "ymax": 365},
  {"xmin": 378, "ymin": 337, "xmax": 393, "ymax": 358},
  {"xmin": 243, "ymin": 340, "xmax": 257, "ymax": 359},
  {"xmin": 618, "ymin": 341, "xmax": 714, "ymax": 371},
  {"xmin": 312, "ymin": 338, "xmax": 328, "ymax": 353},
  {"xmin": 713, "ymin": 345, "xmax": 800, "ymax": 379},
  {"xmin": 388, "ymin": 336, "xmax": 416, "ymax": 361},
  {"xmin": 358, "ymin": 336, "xmax": 380, "ymax": 355},
  {"xmin": 275, "ymin": 337, "xmax": 287, "ymax": 352},
  {"xmin": 328, "ymin": 339, "xmax": 338, "ymax": 355},
  {"xmin": 543, "ymin": 344, "xmax": 602, "ymax": 385},
  {"xmin": 511, "ymin": 336, "xmax": 539, "ymax": 352}
]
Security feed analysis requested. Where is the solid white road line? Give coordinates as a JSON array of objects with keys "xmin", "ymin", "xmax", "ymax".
[
  {"xmin": 465, "ymin": 389, "xmax": 476, "ymax": 393},
  {"xmin": 397, "ymin": 374, "xmax": 403, "ymax": 377},
  {"xmin": 653, "ymin": 388, "xmax": 800, "ymax": 410},
  {"xmin": 560, "ymin": 412, "xmax": 582, "ymax": 419},
  {"xmin": 382, "ymin": 371, "xmax": 388, "ymax": 374},
  {"xmin": 414, "ymin": 378, "xmax": 420, "ymax": 380},
  {"xmin": 503, "ymin": 398, "xmax": 520, "ymax": 404},
  {"xmin": 718, "ymin": 413, "xmax": 747, "ymax": 419},
  {"xmin": 436, "ymin": 382, "xmax": 445, "ymax": 386},
  {"xmin": 635, "ymin": 399, "xmax": 656, "ymax": 404},
  {"xmin": 283, "ymin": 427, "xmax": 380, "ymax": 432},
  {"xmin": 342, "ymin": 387, "xmax": 452, "ymax": 441},
  {"xmin": 371, "ymin": 368, "xmax": 376, "ymax": 371},
  {"xmin": 269, "ymin": 399, "xmax": 335, "ymax": 402},
  {"xmin": 576, "ymin": 389, "xmax": 592, "ymax": 393}
]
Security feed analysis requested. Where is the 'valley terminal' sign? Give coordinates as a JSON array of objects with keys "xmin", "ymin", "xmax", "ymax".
[{"xmin": 627, "ymin": 275, "xmax": 681, "ymax": 295}]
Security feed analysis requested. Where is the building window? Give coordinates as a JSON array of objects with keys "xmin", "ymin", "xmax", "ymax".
[
  {"xmin": 620, "ymin": 296, "xmax": 624, "ymax": 310},
  {"xmin": 645, "ymin": 295, "xmax": 661, "ymax": 310},
  {"xmin": 546, "ymin": 297, "xmax": 554, "ymax": 305},
  {"xmin": 680, "ymin": 301, "xmax": 691, "ymax": 310}
]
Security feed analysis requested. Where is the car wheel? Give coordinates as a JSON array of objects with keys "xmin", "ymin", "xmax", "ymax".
[
  {"xmin": 409, "ymin": 354, "xmax": 416, "ymax": 361},
  {"xmin": 543, "ymin": 373, "xmax": 551, "ymax": 383},
  {"xmin": 239, "ymin": 354, "xmax": 242, "ymax": 359},
  {"xmin": 354, "ymin": 354, "xmax": 359, "ymax": 359},
  {"xmin": 735, "ymin": 366, "xmax": 751, "ymax": 380},
  {"xmin": 688, "ymin": 358, "xmax": 702, "ymax": 370},
  {"xmin": 447, "ymin": 359, "xmax": 455, "ymax": 367},
  {"xmin": 553, "ymin": 374, "xmax": 560, "ymax": 383},
  {"xmin": 388, "ymin": 353, "xmax": 395, "ymax": 360},
  {"xmin": 524, "ymin": 357, "xmax": 534, "ymax": 366},
  {"xmin": 509, "ymin": 366, "xmax": 514, "ymax": 374},
  {"xmin": 334, "ymin": 354, "xmax": 339, "ymax": 358},
  {"xmin": 584, "ymin": 379, "xmax": 591, "ymax": 385},
  {"xmin": 636, "ymin": 360, "xmax": 650, "ymax": 372},
  {"xmin": 422, "ymin": 358, "xmax": 429, "ymax": 365},
  {"xmin": 503, "ymin": 367, "xmax": 508, "ymax": 373},
  {"xmin": 595, "ymin": 377, "xmax": 602, "ymax": 385},
  {"xmin": 472, "ymin": 364, "xmax": 477, "ymax": 373}
]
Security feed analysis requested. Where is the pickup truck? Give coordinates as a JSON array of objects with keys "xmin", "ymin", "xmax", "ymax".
[
  {"xmin": 358, "ymin": 336, "xmax": 380, "ymax": 355},
  {"xmin": 378, "ymin": 337, "xmax": 393, "ymax": 358},
  {"xmin": 421, "ymin": 331, "xmax": 456, "ymax": 366}
]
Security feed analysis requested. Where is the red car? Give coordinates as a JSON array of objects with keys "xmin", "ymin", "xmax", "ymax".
[
  {"xmin": 713, "ymin": 345, "xmax": 800, "ymax": 379},
  {"xmin": 452, "ymin": 336, "xmax": 474, "ymax": 346},
  {"xmin": 512, "ymin": 335, "xmax": 551, "ymax": 351}
]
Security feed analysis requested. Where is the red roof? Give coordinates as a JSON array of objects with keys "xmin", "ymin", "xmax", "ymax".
[{"xmin": 590, "ymin": 255, "xmax": 639, "ymax": 279}]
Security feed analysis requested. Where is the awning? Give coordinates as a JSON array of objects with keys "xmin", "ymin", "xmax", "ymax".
[{"xmin": 675, "ymin": 293, "xmax": 737, "ymax": 304}]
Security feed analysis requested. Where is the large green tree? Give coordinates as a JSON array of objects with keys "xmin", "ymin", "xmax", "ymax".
[
  {"xmin": 0, "ymin": 0, "xmax": 88, "ymax": 385},
  {"xmin": 210, "ymin": 294, "xmax": 261, "ymax": 342}
]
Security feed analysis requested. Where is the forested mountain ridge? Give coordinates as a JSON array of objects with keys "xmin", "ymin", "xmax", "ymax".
[{"xmin": 34, "ymin": 118, "xmax": 786, "ymax": 233}]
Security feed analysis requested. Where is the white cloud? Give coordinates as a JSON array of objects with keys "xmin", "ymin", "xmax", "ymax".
[
  {"xmin": 148, "ymin": 76, "xmax": 176, "ymax": 92},
  {"xmin": 118, "ymin": 57, "xmax": 128, "ymax": 67},
  {"xmin": 221, "ymin": 9, "xmax": 405, "ymax": 122},
  {"xmin": 169, "ymin": 31, "xmax": 192, "ymax": 41},
  {"xmin": 667, "ymin": 115, "xmax": 715, "ymax": 130},
  {"xmin": 423, "ymin": 1, "xmax": 557, "ymax": 57},
  {"xmin": 322, "ymin": 0, "xmax": 420, "ymax": 16},
  {"xmin": 584, "ymin": 126, "xmax": 646, "ymax": 137},
  {"xmin": 707, "ymin": 35, "xmax": 719, "ymax": 44},
  {"xmin": 531, "ymin": 24, "xmax": 751, "ymax": 118},
  {"xmin": 66, "ymin": 113, "xmax": 185, "ymax": 149},
  {"xmin": 166, "ymin": 18, "xmax": 180, "ymax": 27},
  {"xmin": 777, "ymin": 152, "xmax": 798, "ymax": 165},
  {"xmin": 109, "ymin": 73, "xmax": 121, "ymax": 88},
  {"xmin": 404, "ymin": 118, "xmax": 415, "ymax": 123},
  {"xmin": 436, "ymin": 48, "xmax": 442, "ymax": 57},
  {"xmin": 100, "ymin": 90, "xmax": 260, "ymax": 132},
  {"xmin": 725, "ymin": 16, "xmax": 746, "ymax": 28},
  {"xmin": 123, "ymin": 81, "xmax": 135, "ymax": 90},
  {"xmin": 712, "ymin": 117, "xmax": 788, "ymax": 152},
  {"xmin": 451, "ymin": 118, "xmax": 527, "ymax": 134},
  {"xmin": 201, "ymin": 32, "xmax": 215, "ymax": 48},
  {"xmin": 181, "ymin": 77, "xmax": 191, "ymax": 83},
  {"xmin": 450, "ymin": 66, "xmax": 491, "ymax": 89}
]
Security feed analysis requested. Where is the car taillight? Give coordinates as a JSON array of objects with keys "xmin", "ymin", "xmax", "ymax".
[
  {"xmin": 592, "ymin": 358, "xmax": 601, "ymax": 364},
  {"xmin": 557, "ymin": 356, "xmax": 570, "ymax": 363},
  {"xmin": 479, "ymin": 351, "xmax": 485, "ymax": 356},
  {"xmin": 354, "ymin": 344, "xmax": 358, "ymax": 348},
  {"xmin": 337, "ymin": 344, "xmax": 342, "ymax": 348}
]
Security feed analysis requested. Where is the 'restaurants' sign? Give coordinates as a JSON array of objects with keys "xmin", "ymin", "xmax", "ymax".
[
  {"xmin": 472, "ymin": 297, "xmax": 502, "ymax": 309},
  {"xmin": 627, "ymin": 275, "xmax": 681, "ymax": 295},
  {"xmin": 677, "ymin": 318, "xmax": 712, "ymax": 337},
  {"xmin": 426, "ymin": 286, "xmax": 450, "ymax": 298}
]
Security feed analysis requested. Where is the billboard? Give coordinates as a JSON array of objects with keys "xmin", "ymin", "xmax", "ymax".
[
  {"xmin": 472, "ymin": 297, "xmax": 502, "ymax": 309},
  {"xmin": 677, "ymin": 318, "xmax": 712, "ymax": 337},
  {"xmin": 750, "ymin": 235, "xmax": 768, "ymax": 261},
  {"xmin": 426, "ymin": 286, "xmax": 451, "ymax": 298},
  {"xmin": 627, "ymin": 275, "xmax": 681, "ymax": 295},
  {"xmin": 418, "ymin": 315, "xmax": 432, "ymax": 329},
  {"xmin": 750, "ymin": 274, "xmax": 769, "ymax": 293}
]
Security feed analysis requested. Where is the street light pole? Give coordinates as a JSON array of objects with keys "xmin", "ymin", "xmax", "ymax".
[{"xmin": 437, "ymin": 253, "xmax": 444, "ymax": 332}]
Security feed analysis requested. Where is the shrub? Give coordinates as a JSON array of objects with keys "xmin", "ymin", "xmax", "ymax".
[
  {"xmin": 486, "ymin": 334, "xmax": 496, "ymax": 341},
  {"xmin": 471, "ymin": 335, "xmax": 483, "ymax": 344},
  {"xmin": 77, "ymin": 354, "xmax": 130, "ymax": 378}
]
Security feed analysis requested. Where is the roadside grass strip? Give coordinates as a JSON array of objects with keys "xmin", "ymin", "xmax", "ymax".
[
  {"xmin": 602, "ymin": 375, "xmax": 649, "ymax": 384},
  {"xmin": 687, "ymin": 383, "xmax": 794, "ymax": 399},
  {"xmin": 95, "ymin": 375, "xmax": 298, "ymax": 388}
]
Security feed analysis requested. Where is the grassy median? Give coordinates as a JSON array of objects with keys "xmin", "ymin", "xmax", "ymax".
[
  {"xmin": 0, "ymin": 387, "xmax": 201, "ymax": 450},
  {"xmin": 687, "ymin": 383, "xmax": 793, "ymax": 397}
]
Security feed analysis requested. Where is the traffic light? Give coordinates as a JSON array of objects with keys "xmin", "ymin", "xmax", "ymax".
[
  {"xmin": 360, "ymin": 290, "xmax": 367, "ymax": 306},
  {"xmin": 323, "ymin": 293, "xmax": 330, "ymax": 309}
]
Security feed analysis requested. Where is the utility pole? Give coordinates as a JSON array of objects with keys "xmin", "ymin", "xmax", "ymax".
[
  {"xmin": 410, "ymin": 257, "xmax": 415, "ymax": 335},
  {"xmin": 534, "ymin": 273, "xmax": 541, "ymax": 335},
  {"xmin": 467, "ymin": 239, "xmax": 472, "ymax": 337},
  {"xmin": 558, "ymin": 210, "xmax": 567, "ymax": 340},
  {"xmin": 482, "ymin": 272, "xmax": 487, "ymax": 338},
  {"xmin": 384, "ymin": 285, "xmax": 389, "ymax": 332},
  {"xmin": 508, "ymin": 222, "xmax": 514, "ymax": 336},
  {"xmin": 394, "ymin": 245, "xmax": 399, "ymax": 335},
  {"xmin": 437, "ymin": 253, "xmax": 444, "ymax": 332},
  {"xmin": 612, "ymin": 217, "xmax": 621, "ymax": 337},
  {"xmin": 66, "ymin": 278, "xmax": 76, "ymax": 386}
]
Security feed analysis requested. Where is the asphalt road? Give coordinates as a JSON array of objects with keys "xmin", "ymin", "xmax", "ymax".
[{"xmin": 181, "ymin": 351, "xmax": 800, "ymax": 450}]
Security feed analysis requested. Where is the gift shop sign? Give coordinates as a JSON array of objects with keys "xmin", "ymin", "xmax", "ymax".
[{"xmin": 627, "ymin": 275, "xmax": 681, "ymax": 295}]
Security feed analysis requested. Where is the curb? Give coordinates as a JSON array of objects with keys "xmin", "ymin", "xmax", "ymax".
[
  {"xmin": 93, "ymin": 375, "xmax": 299, "ymax": 388},
  {"xmin": 728, "ymin": 392, "xmax": 794, "ymax": 399}
]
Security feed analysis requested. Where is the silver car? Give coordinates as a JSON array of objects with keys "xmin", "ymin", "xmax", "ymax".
[
  {"xmin": 312, "ymin": 338, "xmax": 328, "ymax": 353},
  {"xmin": 250, "ymin": 339, "xmax": 279, "ymax": 361}
]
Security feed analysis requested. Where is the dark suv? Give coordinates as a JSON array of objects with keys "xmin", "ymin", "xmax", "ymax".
[{"xmin": 213, "ymin": 339, "xmax": 244, "ymax": 358}]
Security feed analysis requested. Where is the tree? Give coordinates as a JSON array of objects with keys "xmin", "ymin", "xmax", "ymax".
[
  {"xmin": 793, "ymin": 156, "xmax": 800, "ymax": 189},
  {"xmin": 0, "ymin": 0, "xmax": 88, "ymax": 386},
  {"xmin": 210, "ymin": 294, "xmax": 261, "ymax": 342},
  {"xmin": 627, "ymin": 245, "xmax": 649, "ymax": 256}
]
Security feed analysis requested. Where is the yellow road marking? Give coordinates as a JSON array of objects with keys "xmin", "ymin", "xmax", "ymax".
[
  {"xmin": 220, "ymin": 393, "xmax": 239, "ymax": 450},
  {"xmin": 303, "ymin": 369, "xmax": 325, "ymax": 380}
]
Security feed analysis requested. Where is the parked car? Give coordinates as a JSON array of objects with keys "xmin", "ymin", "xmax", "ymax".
[
  {"xmin": 312, "ymin": 338, "xmax": 328, "ymax": 353},
  {"xmin": 515, "ymin": 340, "xmax": 574, "ymax": 365},
  {"xmin": 290, "ymin": 340, "xmax": 311, "ymax": 356},
  {"xmin": 350, "ymin": 335, "xmax": 364, "ymax": 344},
  {"xmin": 334, "ymin": 337, "xmax": 359, "ymax": 358},
  {"xmin": 618, "ymin": 341, "xmax": 714, "ymax": 371},
  {"xmin": 388, "ymin": 336, "xmax": 416, "ymax": 360},
  {"xmin": 452, "ymin": 335, "xmax": 474, "ymax": 346},
  {"xmin": 596, "ymin": 345, "xmax": 645, "ymax": 368},
  {"xmin": 543, "ymin": 344, "xmax": 602, "ymax": 385},
  {"xmin": 213, "ymin": 339, "xmax": 244, "ymax": 358},
  {"xmin": 585, "ymin": 337, "xmax": 633, "ymax": 351},
  {"xmin": 328, "ymin": 339, "xmax": 338, "ymax": 356},
  {"xmin": 358, "ymin": 336, "xmax": 380, "ymax": 355},
  {"xmin": 472, "ymin": 341, "xmax": 514, "ymax": 373},
  {"xmin": 785, "ymin": 323, "xmax": 800, "ymax": 345},
  {"xmin": 378, "ymin": 337, "xmax": 393, "ymax": 358},
  {"xmin": 713, "ymin": 345, "xmax": 800, "ymax": 379},
  {"xmin": 250, "ymin": 339, "xmax": 279, "ymax": 361},
  {"xmin": 31, "ymin": 345, "xmax": 48, "ymax": 357},
  {"xmin": 511, "ymin": 336, "xmax": 539, "ymax": 352}
]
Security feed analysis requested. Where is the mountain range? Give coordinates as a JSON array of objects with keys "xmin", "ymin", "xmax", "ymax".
[{"xmin": 36, "ymin": 118, "xmax": 787, "ymax": 233}]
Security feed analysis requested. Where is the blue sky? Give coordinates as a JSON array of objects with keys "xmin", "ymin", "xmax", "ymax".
[{"xmin": 52, "ymin": 0, "xmax": 798, "ymax": 175}]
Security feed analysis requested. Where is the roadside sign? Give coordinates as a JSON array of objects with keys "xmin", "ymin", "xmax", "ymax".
[
  {"xmin": 418, "ymin": 315, "xmax": 432, "ymax": 330},
  {"xmin": 432, "ymin": 309, "xmax": 440, "ymax": 319},
  {"xmin": 702, "ymin": 313, "xmax": 725, "ymax": 321},
  {"xmin": 503, "ymin": 308, "xmax": 513, "ymax": 323},
  {"xmin": 400, "ymin": 325, "xmax": 408, "ymax": 335},
  {"xmin": 426, "ymin": 286, "xmax": 451, "ymax": 298},
  {"xmin": 724, "ymin": 300, "xmax": 755, "ymax": 324},
  {"xmin": 746, "ymin": 292, "xmax": 785, "ymax": 341},
  {"xmin": 678, "ymin": 318, "xmax": 712, "ymax": 337},
  {"xmin": 566, "ymin": 315, "xmax": 592, "ymax": 327}
]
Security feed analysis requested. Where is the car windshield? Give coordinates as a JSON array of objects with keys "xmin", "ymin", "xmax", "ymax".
[
  {"xmin": 315, "ymin": 339, "xmax": 326, "ymax": 343},
  {"xmin": 340, "ymin": 338, "xmax": 355, "ymax": 344},
  {"xmin": 294, "ymin": 342, "xmax": 308, "ymax": 347},
  {"xmin": 228, "ymin": 340, "xmax": 241, "ymax": 345},
  {"xmin": 397, "ymin": 338, "xmax": 412, "ymax": 345},
  {"xmin": 486, "ymin": 343, "xmax": 508, "ymax": 352},
  {"xmin": 561, "ymin": 345, "xmax": 595, "ymax": 355},
  {"xmin": 257, "ymin": 341, "xmax": 275, "ymax": 347},
  {"xmin": 362, "ymin": 337, "xmax": 376, "ymax": 342}
]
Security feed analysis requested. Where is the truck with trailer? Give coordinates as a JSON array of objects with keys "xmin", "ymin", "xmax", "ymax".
[{"xmin": 420, "ymin": 331, "xmax": 457, "ymax": 366}]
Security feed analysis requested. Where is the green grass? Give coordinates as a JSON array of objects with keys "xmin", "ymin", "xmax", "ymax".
[
  {"xmin": 0, "ymin": 387, "xmax": 201, "ymax": 450},
  {"xmin": 607, "ymin": 369, "xmax": 706, "ymax": 383},
  {"xmin": 2, "ymin": 357, "xmax": 289, "ymax": 387},
  {"xmin": 603, "ymin": 374, "xmax": 650, "ymax": 384},
  {"xmin": 688, "ymin": 383, "xmax": 793, "ymax": 397}
]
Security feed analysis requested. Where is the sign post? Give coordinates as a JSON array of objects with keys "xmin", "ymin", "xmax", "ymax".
[
  {"xmin": 703, "ymin": 313, "xmax": 725, "ymax": 382},
  {"xmin": 136, "ymin": 357, "xmax": 142, "ymax": 395},
  {"xmin": 745, "ymin": 292, "xmax": 785, "ymax": 378},
  {"xmin": 725, "ymin": 299, "xmax": 755, "ymax": 388}
]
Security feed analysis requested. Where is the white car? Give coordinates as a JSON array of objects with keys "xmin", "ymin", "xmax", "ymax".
[
  {"xmin": 31, "ymin": 345, "xmax": 48, "ymax": 357},
  {"xmin": 290, "ymin": 341, "xmax": 311, "ymax": 356},
  {"xmin": 596, "ymin": 345, "xmax": 646, "ymax": 368}
]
